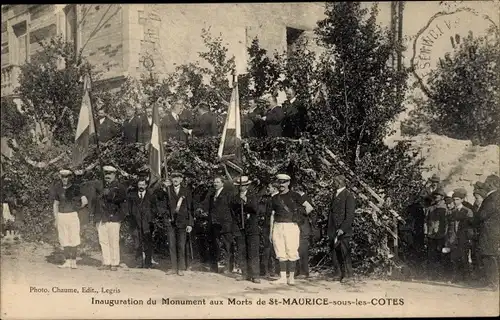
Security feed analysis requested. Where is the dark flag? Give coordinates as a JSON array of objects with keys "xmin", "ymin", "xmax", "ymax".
[{"xmin": 72, "ymin": 74, "xmax": 96, "ymax": 167}]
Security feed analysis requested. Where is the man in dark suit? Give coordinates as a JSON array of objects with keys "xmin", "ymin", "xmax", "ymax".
[
  {"xmin": 282, "ymin": 86, "xmax": 307, "ymax": 138},
  {"xmin": 294, "ymin": 187, "xmax": 317, "ymax": 279},
  {"xmin": 96, "ymin": 109, "xmax": 120, "ymax": 143},
  {"xmin": 186, "ymin": 103, "xmax": 217, "ymax": 137},
  {"xmin": 122, "ymin": 107, "xmax": 151, "ymax": 144},
  {"xmin": 327, "ymin": 175, "xmax": 355, "ymax": 284},
  {"xmin": 202, "ymin": 176, "xmax": 237, "ymax": 273},
  {"xmin": 474, "ymin": 175, "xmax": 499, "ymax": 290},
  {"xmin": 259, "ymin": 94, "xmax": 284, "ymax": 137},
  {"xmin": 158, "ymin": 172, "xmax": 194, "ymax": 276},
  {"xmin": 260, "ymin": 182, "xmax": 280, "ymax": 278},
  {"xmin": 127, "ymin": 176, "xmax": 158, "ymax": 268},
  {"xmin": 231, "ymin": 176, "xmax": 261, "ymax": 283},
  {"xmin": 160, "ymin": 101, "xmax": 187, "ymax": 143}
]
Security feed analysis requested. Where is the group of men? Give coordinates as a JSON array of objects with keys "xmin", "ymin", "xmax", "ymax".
[
  {"xmin": 51, "ymin": 165, "xmax": 358, "ymax": 286},
  {"xmin": 415, "ymin": 173, "xmax": 500, "ymax": 290},
  {"xmin": 95, "ymin": 86, "xmax": 308, "ymax": 144}
]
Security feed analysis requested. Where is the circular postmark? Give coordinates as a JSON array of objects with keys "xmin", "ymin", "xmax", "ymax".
[{"xmin": 410, "ymin": 6, "xmax": 497, "ymax": 96}]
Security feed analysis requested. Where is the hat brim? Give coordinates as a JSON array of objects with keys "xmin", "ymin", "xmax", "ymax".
[{"xmin": 234, "ymin": 181, "xmax": 251, "ymax": 186}]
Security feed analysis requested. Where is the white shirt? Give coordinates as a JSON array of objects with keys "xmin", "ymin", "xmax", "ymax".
[
  {"xmin": 172, "ymin": 112, "xmax": 179, "ymax": 121},
  {"xmin": 138, "ymin": 191, "xmax": 145, "ymax": 199},
  {"xmin": 99, "ymin": 118, "xmax": 105, "ymax": 124},
  {"xmin": 336, "ymin": 187, "xmax": 346, "ymax": 197},
  {"xmin": 174, "ymin": 186, "xmax": 180, "ymax": 195},
  {"xmin": 214, "ymin": 187, "xmax": 223, "ymax": 199},
  {"xmin": 289, "ymin": 97, "xmax": 296, "ymax": 104}
]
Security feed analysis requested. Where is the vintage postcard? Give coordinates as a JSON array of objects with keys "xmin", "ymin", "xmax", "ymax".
[{"xmin": 1, "ymin": 2, "xmax": 499, "ymax": 319}]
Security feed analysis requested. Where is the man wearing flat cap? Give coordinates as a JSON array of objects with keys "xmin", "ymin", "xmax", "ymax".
[
  {"xmin": 425, "ymin": 188, "xmax": 448, "ymax": 280},
  {"xmin": 327, "ymin": 175, "xmax": 356, "ymax": 284},
  {"xmin": 230, "ymin": 176, "xmax": 261, "ymax": 283},
  {"xmin": 50, "ymin": 169, "xmax": 89, "ymax": 269},
  {"xmin": 157, "ymin": 172, "xmax": 194, "ymax": 276},
  {"xmin": 474, "ymin": 175, "xmax": 499, "ymax": 290},
  {"xmin": 268, "ymin": 173, "xmax": 305, "ymax": 285},
  {"xmin": 90, "ymin": 165, "xmax": 127, "ymax": 271},
  {"xmin": 444, "ymin": 188, "xmax": 474, "ymax": 283}
]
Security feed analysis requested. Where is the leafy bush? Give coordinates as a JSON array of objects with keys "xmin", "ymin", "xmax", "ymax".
[{"xmin": 405, "ymin": 28, "xmax": 499, "ymax": 145}]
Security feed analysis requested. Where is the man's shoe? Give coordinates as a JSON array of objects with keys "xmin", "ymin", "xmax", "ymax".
[
  {"xmin": 295, "ymin": 274, "xmax": 307, "ymax": 280},
  {"xmin": 341, "ymin": 277, "xmax": 355, "ymax": 284},
  {"xmin": 58, "ymin": 260, "xmax": 71, "ymax": 269},
  {"xmin": 165, "ymin": 270, "xmax": 176, "ymax": 275},
  {"xmin": 236, "ymin": 275, "xmax": 247, "ymax": 281},
  {"xmin": 110, "ymin": 266, "xmax": 118, "ymax": 271},
  {"xmin": 177, "ymin": 270, "xmax": 185, "ymax": 276},
  {"xmin": 251, "ymin": 278, "xmax": 261, "ymax": 284},
  {"xmin": 98, "ymin": 265, "xmax": 111, "ymax": 271}
]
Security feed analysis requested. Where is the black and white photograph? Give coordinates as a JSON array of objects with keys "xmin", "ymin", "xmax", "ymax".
[{"xmin": 1, "ymin": 2, "xmax": 499, "ymax": 319}]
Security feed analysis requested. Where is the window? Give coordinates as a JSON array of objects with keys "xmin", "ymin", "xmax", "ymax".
[
  {"xmin": 12, "ymin": 21, "xmax": 28, "ymax": 64},
  {"xmin": 286, "ymin": 26, "xmax": 305, "ymax": 55},
  {"xmin": 64, "ymin": 5, "xmax": 77, "ymax": 52}
]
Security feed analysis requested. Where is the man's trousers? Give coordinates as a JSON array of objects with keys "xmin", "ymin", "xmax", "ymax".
[
  {"xmin": 209, "ymin": 224, "xmax": 234, "ymax": 272},
  {"xmin": 166, "ymin": 226, "xmax": 187, "ymax": 271},
  {"xmin": 236, "ymin": 233, "xmax": 260, "ymax": 279},
  {"xmin": 96, "ymin": 221, "xmax": 121, "ymax": 266},
  {"xmin": 331, "ymin": 235, "xmax": 353, "ymax": 278}
]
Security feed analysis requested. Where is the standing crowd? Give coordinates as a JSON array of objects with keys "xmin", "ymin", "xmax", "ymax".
[
  {"xmin": 409, "ymin": 173, "xmax": 500, "ymax": 290},
  {"xmin": 24, "ymin": 84, "xmax": 499, "ymax": 290}
]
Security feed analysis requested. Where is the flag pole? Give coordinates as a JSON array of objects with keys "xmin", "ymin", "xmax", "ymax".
[{"xmin": 233, "ymin": 70, "xmax": 245, "ymax": 230}]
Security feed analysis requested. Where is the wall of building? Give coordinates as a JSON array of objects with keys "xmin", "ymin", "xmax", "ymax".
[{"xmin": 127, "ymin": 3, "xmax": 326, "ymax": 79}]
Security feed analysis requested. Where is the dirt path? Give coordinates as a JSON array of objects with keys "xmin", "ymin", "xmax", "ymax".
[{"xmin": 1, "ymin": 242, "xmax": 498, "ymax": 319}]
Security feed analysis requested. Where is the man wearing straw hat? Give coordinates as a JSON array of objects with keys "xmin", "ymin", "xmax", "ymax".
[
  {"xmin": 51, "ymin": 169, "xmax": 88, "ymax": 269},
  {"xmin": 93, "ymin": 165, "xmax": 127, "ymax": 271},
  {"xmin": 231, "ymin": 176, "xmax": 261, "ymax": 283},
  {"xmin": 269, "ymin": 173, "xmax": 304, "ymax": 285}
]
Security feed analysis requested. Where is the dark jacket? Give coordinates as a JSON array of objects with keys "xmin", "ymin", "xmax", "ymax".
[
  {"xmin": 204, "ymin": 187, "xmax": 237, "ymax": 233},
  {"xmin": 281, "ymin": 98, "xmax": 307, "ymax": 138},
  {"xmin": 230, "ymin": 192, "xmax": 260, "ymax": 235},
  {"xmin": 122, "ymin": 114, "xmax": 151, "ymax": 144},
  {"xmin": 192, "ymin": 112, "xmax": 217, "ymax": 137},
  {"xmin": 158, "ymin": 185, "xmax": 194, "ymax": 229},
  {"xmin": 247, "ymin": 110, "xmax": 265, "ymax": 138},
  {"xmin": 264, "ymin": 106, "xmax": 285, "ymax": 137},
  {"xmin": 327, "ymin": 188, "xmax": 355, "ymax": 238},
  {"xmin": 426, "ymin": 202, "xmax": 447, "ymax": 240},
  {"xmin": 90, "ymin": 180, "xmax": 127, "ymax": 223},
  {"xmin": 161, "ymin": 113, "xmax": 187, "ymax": 143},
  {"xmin": 474, "ymin": 190, "xmax": 500, "ymax": 256},
  {"xmin": 127, "ymin": 188, "xmax": 159, "ymax": 234},
  {"xmin": 96, "ymin": 117, "xmax": 120, "ymax": 143},
  {"xmin": 242, "ymin": 115, "xmax": 255, "ymax": 138},
  {"xmin": 446, "ymin": 206, "xmax": 474, "ymax": 258}
]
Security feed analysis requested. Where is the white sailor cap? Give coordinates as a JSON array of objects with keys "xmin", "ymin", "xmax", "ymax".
[
  {"xmin": 233, "ymin": 176, "xmax": 251, "ymax": 186},
  {"xmin": 276, "ymin": 174, "xmax": 291, "ymax": 181},
  {"xmin": 103, "ymin": 165, "xmax": 117, "ymax": 173},
  {"xmin": 59, "ymin": 169, "xmax": 73, "ymax": 176}
]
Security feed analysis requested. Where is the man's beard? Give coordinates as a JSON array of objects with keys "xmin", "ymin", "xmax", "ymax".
[{"xmin": 138, "ymin": 187, "xmax": 145, "ymax": 192}]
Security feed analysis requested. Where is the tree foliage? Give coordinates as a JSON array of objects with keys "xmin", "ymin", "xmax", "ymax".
[{"xmin": 409, "ymin": 29, "xmax": 500, "ymax": 145}]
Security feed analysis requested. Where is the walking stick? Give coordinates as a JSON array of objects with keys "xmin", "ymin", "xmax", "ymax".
[{"xmin": 140, "ymin": 204, "xmax": 145, "ymax": 268}]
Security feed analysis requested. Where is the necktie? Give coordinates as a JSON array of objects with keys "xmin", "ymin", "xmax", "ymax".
[{"xmin": 140, "ymin": 192, "xmax": 144, "ymax": 199}]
